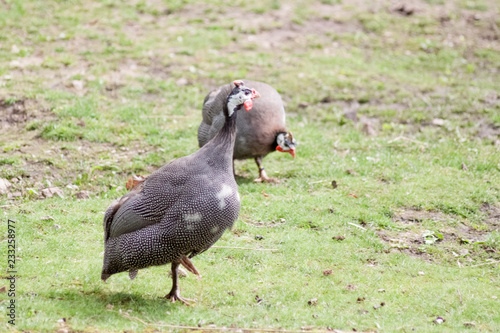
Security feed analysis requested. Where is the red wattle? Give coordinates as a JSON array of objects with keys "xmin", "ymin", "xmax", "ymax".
[{"xmin": 244, "ymin": 100, "xmax": 253, "ymax": 111}]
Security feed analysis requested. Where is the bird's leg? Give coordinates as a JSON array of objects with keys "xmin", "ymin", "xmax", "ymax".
[
  {"xmin": 165, "ymin": 261, "xmax": 197, "ymax": 305},
  {"xmin": 254, "ymin": 157, "xmax": 279, "ymax": 183},
  {"xmin": 180, "ymin": 254, "xmax": 202, "ymax": 279},
  {"xmin": 254, "ymin": 157, "xmax": 269, "ymax": 182}
]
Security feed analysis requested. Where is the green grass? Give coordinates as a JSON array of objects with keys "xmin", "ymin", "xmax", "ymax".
[{"xmin": 1, "ymin": 0, "xmax": 500, "ymax": 331}]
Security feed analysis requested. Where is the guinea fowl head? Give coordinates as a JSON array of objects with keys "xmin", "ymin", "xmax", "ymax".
[
  {"xmin": 276, "ymin": 132, "xmax": 296, "ymax": 158},
  {"xmin": 225, "ymin": 80, "xmax": 260, "ymax": 117}
]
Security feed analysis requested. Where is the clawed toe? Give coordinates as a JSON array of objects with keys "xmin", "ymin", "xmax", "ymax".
[
  {"xmin": 165, "ymin": 291, "xmax": 196, "ymax": 306},
  {"xmin": 254, "ymin": 177, "xmax": 280, "ymax": 183}
]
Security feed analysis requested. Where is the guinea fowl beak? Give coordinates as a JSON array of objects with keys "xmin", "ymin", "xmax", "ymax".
[
  {"xmin": 289, "ymin": 147, "xmax": 296, "ymax": 158},
  {"xmin": 251, "ymin": 89, "xmax": 260, "ymax": 99}
]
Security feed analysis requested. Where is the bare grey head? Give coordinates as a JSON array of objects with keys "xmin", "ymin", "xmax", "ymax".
[{"xmin": 225, "ymin": 80, "xmax": 261, "ymax": 117}]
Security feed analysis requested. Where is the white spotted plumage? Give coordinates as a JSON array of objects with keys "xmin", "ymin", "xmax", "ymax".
[{"xmin": 101, "ymin": 81, "xmax": 259, "ymax": 304}]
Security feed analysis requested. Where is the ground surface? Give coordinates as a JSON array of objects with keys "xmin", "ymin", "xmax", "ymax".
[{"xmin": 0, "ymin": 0, "xmax": 499, "ymax": 332}]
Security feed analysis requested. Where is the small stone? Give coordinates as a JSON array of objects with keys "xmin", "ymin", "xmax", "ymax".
[
  {"xmin": 41, "ymin": 216, "xmax": 54, "ymax": 220},
  {"xmin": 0, "ymin": 178, "xmax": 12, "ymax": 194},
  {"xmin": 378, "ymin": 289, "xmax": 386, "ymax": 293},
  {"xmin": 308, "ymin": 298, "xmax": 318, "ymax": 306},
  {"xmin": 373, "ymin": 304, "xmax": 381, "ymax": 309},
  {"xmin": 432, "ymin": 118, "xmax": 445, "ymax": 126},
  {"xmin": 332, "ymin": 235, "xmax": 345, "ymax": 241},
  {"xmin": 42, "ymin": 187, "xmax": 64, "ymax": 198},
  {"xmin": 331, "ymin": 180, "xmax": 338, "ymax": 189},
  {"xmin": 434, "ymin": 317, "xmax": 445, "ymax": 324},
  {"xmin": 459, "ymin": 249, "xmax": 469, "ymax": 256},
  {"xmin": 53, "ymin": 224, "xmax": 62, "ymax": 229},
  {"xmin": 418, "ymin": 271, "xmax": 425, "ymax": 276},
  {"xmin": 0, "ymin": 286, "xmax": 6, "ymax": 293},
  {"xmin": 323, "ymin": 269, "xmax": 333, "ymax": 276},
  {"xmin": 464, "ymin": 322, "xmax": 475, "ymax": 327},
  {"xmin": 298, "ymin": 101, "xmax": 309, "ymax": 108},
  {"xmin": 106, "ymin": 304, "xmax": 114, "ymax": 310},
  {"xmin": 255, "ymin": 235, "xmax": 264, "ymax": 240},
  {"xmin": 72, "ymin": 80, "xmax": 84, "ymax": 90},
  {"xmin": 345, "ymin": 284, "xmax": 357, "ymax": 291},
  {"xmin": 345, "ymin": 169, "xmax": 359, "ymax": 176},
  {"xmin": 176, "ymin": 78, "xmax": 188, "ymax": 86},
  {"xmin": 57, "ymin": 318, "xmax": 66, "ymax": 327},
  {"xmin": 75, "ymin": 191, "xmax": 91, "ymax": 200}
]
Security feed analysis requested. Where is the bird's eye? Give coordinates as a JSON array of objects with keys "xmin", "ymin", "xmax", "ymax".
[{"xmin": 245, "ymin": 91, "xmax": 250, "ymax": 95}]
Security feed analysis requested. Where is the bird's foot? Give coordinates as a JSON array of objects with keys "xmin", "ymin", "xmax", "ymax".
[
  {"xmin": 254, "ymin": 168, "xmax": 280, "ymax": 183},
  {"xmin": 254, "ymin": 176, "xmax": 280, "ymax": 183},
  {"xmin": 165, "ymin": 289, "xmax": 197, "ymax": 306}
]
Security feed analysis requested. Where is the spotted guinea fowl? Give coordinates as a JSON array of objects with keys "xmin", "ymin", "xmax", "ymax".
[
  {"xmin": 198, "ymin": 80, "xmax": 296, "ymax": 183},
  {"xmin": 101, "ymin": 80, "xmax": 260, "ymax": 305}
]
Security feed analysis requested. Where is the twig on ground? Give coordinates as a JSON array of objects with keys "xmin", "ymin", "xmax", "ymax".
[
  {"xmin": 470, "ymin": 260, "xmax": 500, "ymax": 268},
  {"xmin": 212, "ymin": 246, "xmax": 278, "ymax": 252},
  {"xmin": 457, "ymin": 259, "xmax": 462, "ymax": 268},
  {"xmin": 457, "ymin": 289, "xmax": 463, "ymax": 305},
  {"xmin": 309, "ymin": 180, "xmax": 328, "ymax": 184},
  {"xmin": 348, "ymin": 222, "xmax": 367, "ymax": 231}
]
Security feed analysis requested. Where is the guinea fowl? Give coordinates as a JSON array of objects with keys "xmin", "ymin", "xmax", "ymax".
[
  {"xmin": 198, "ymin": 80, "xmax": 296, "ymax": 183},
  {"xmin": 101, "ymin": 80, "xmax": 260, "ymax": 305}
]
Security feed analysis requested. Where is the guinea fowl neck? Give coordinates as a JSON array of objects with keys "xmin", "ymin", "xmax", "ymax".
[{"xmin": 202, "ymin": 103, "xmax": 239, "ymax": 165}]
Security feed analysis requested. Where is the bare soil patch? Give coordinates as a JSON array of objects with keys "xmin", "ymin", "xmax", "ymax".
[
  {"xmin": 0, "ymin": 98, "xmax": 53, "ymax": 130},
  {"xmin": 378, "ymin": 206, "xmax": 500, "ymax": 262}
]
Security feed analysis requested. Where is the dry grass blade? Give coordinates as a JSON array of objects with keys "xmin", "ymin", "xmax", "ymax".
[
  {"xmin": 121, "ymin": 311, "xmax": 309, "ymax": 332},
  {"xmin": 212, "ymin": 246, "xmax": 279, "ymax": 251}
]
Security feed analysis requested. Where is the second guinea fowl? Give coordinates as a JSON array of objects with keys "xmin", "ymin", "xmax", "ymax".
[
  {"xmin": 198, "ymin": 80, "xmax": 296, "ymax": 183},
  {"xmin": 101, "ymin": 80, "xmax": 260, "ymax": 305}
]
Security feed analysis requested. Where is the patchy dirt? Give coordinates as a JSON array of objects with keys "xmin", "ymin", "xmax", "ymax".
[
  {"xmin": 481, "ymin": 202, "xmax": 500, "ymax": 229},
  {"xmin": 476, "ymin": 121, "xmax": 500, "ymax": 140},
  {"xmin": 0, "ymin": 98, "xmax": 53, "ymax": 130},
  {"xmin": 393, "ymin": 208, "xmax": 451, "ymax": 224},
  {"xmin": 378, "ymin": 206, "xmax": 500, "ymax": 262}
]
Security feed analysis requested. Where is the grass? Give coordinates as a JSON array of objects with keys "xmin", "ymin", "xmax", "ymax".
[{"xmin": 1, "ymin": 0, "xmax": 500, "ymax": 331}]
